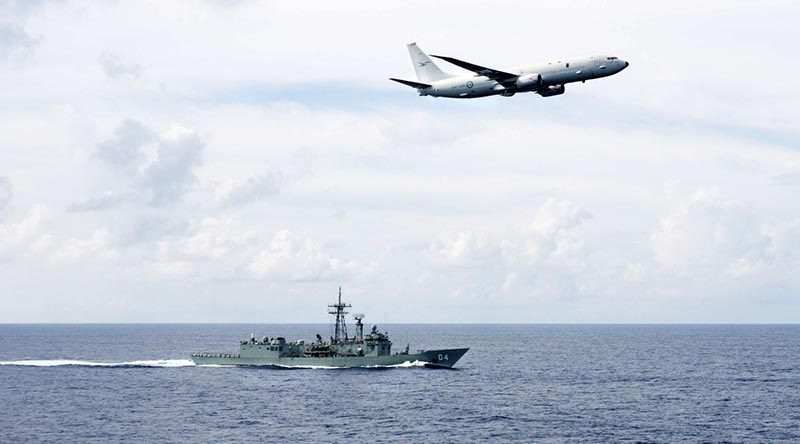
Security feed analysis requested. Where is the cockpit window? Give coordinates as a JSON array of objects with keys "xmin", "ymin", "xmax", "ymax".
[{"xmin": 607, "ymin": 56, "xmax": 618, "ymax": 60}]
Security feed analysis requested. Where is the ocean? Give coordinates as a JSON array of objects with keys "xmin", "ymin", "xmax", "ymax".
[{"xmin": 1, "ymin": 324, "xmax": 798, "ymax": 443}]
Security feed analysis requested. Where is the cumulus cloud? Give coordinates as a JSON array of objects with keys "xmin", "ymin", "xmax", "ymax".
[
  {"xmin": 0, "ymin": 205, "xmax": 53, "ymax": 261},
  {"xmin": 49, "ymin": 230, "xmax": 118, "ymax": 264},
  {"xmin": 522, "ymin": 199, "xmax": 592, "ymax": 266},
  {"xmin": 0, "ymin": 23, "xmax": 38, "ymax": 61},
  {"xmin": 94, "ymin": 120, "xmax": 205, "ymax": 206},
  {"xmin": 116, "ymin": 215, "xmax": 190, "ymax": 246},
  {"xmin": 67, "ymin": 191, "xmax": 131, "ymax": 212},
  {"xmin": 651, "ymin": 188, "xmax": 771, "ymax": 277},
  {"xmin": 176, "ymin": 217, "xmax": 258, "ymax": 261},
  {"xmin": 140, "ymin": 217, "xmax": 264, "ymax": 278},
  {"xmin": 1, "ymin": 206, "xmax": 118, "ymax": 266},
  {"xmin": 215, "ymin": 167, "xmax": 283, "ymax": 207},
  {"xmin": 427, "ymin": 198, "xmax": 593, "ymax": 301},
  {"xmin": 430, "ymin": 230, "xmax": 496, "ymax": 267},
  {"xmin": 0, "ymin": 176, "xmax": 12, "ymax": 211},
  {"xmin": 97, "ymin": 52, "xmax": 143, "ymax": 79},
  {"xmin": 250, "ymin": 230, "xmax": 360, "ymax": 281},
  {"xmin": 430, "ymin": 200, "xmax": 592, "ymax": 273},
  {"xmin": 95, "ymin": 119, "xmax": 154, "ymax": 173},
  {"xmin": 143, "ymin": 125, "xmax": 205, "ymax": 206},
  {"xmin": 763, "ymin": 220, "xmax": 800, "ymax": 280}
]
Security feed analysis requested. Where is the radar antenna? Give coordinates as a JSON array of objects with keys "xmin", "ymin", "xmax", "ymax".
[
  {"xmin": 328, "ymin": 286, "xmax": 351, "ymax": 343},
  {"xmin": 353, "ymin": 313, "xmax": 365, "ymax": 341}
]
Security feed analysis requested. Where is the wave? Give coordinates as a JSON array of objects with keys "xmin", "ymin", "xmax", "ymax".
[{"xmin": 0, "ymin": 359, "xmax": 196, "ymax": 368}]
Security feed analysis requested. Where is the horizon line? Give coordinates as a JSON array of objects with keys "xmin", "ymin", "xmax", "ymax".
[{"xmin": 1, "ymin": 322, "xmax": 798, "ymax": 326}]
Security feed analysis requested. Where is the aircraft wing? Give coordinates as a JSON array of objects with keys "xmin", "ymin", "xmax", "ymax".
[{"xmin": 430, "ymin": 55, "xmax": 518, "ymax": 85}]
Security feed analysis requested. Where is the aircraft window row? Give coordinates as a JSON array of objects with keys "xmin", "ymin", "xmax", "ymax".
[{"xmin": 607, "ymin": 56, "xmax": 618, "ymax": 60}]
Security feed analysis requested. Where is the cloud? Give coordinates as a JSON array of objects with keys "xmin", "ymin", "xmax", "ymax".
[
  {"xmin": 67, "ymin": 191, "xmax": 131, "ymax": 212},
  {"xmin": 0, "ymin": 205, "xmax": 53, "ymax": 261},
  {"xmin": 0, "ymin": 23, "xmax": 38, "ymax": 61},
  {"xmin": 0, "ymin": 1, "xmax": 51, "ymax": 17},
  {"xmin": 500, "ymin": 199, "xmax": 593, "ymax": 299},
  {"xmin": 0, "ymin": 176, "xmax": 12, "ymax": 211},
  {"xmin": 133, "ymin": 217, "xmax": 254, "ymax": 279},
  {"xmin": 176, "ymin": 217, "xmax": 258, "ymax": 261},
  {"xmin": 48, "ymin": 230, "xmax": 118, "ymax": 264},
  {"xmin": 427, "ymin": 198, "xmax": 593, "ymax": 301},
  {"xmin": 622, "ymin": 263, "xmax": 646, "ymax": 282},
  {"xmin": 765, "ymin": 220, "xmax": 800, "ymax": 266},
  {"xmin": 651, "ymin": 188, "xmax": 771, "ymax": 277},
  {"xmin": 430, "ymin": 230, "xmax": 496, "ymax": 267},
  {"xmin": 771, "ymin": 171, "xmax": 800, "ymax": 186},
  {"xmin": 142, "ymin": 125, "xmax": 205, "ymax": 206},
  {"xmin": 522, "ymin": 199, "xmax": 592, "ymax": 267},
  {"xmin": 98, "ymin": 52, "xmax": 142, "ymax": 80},
  {"xmin": 215, "ymin": 166, "xmax": 283, "ymax": 207},
  {"xmin": 0, "ymin": 206, "xmax": 117, "ymax": 266},
  {"xmin": 115, "ymin": 214, "xmax": 189, "ymax": 246},
  {"xmin": 94, "ymin": 120, "xmax": 205, "ymax": 207},
  {"xmin": 250, "ymin": 230, "xmax": 360, "ymax": 281},
  {"xmin": 3, "ymin": 1, "xmax": 800, "ymax": 322},
  {"xmin": 95, "ymin": 119, "xmax": 154, "ymax": 173}
]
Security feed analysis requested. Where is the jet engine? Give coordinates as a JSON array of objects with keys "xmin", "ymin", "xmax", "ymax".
[
  {"xmin": 538, "ymin": 84, "xmax": 565, "ymax": 97},
  {"xmin": 515, "ymin": 73, "xmax": 542, "ymax": 89}
]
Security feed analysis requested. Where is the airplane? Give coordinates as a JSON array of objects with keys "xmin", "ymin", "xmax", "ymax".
[{"xmin": 390, "ymin": 43, "xmax": 628, "ymax": 99}]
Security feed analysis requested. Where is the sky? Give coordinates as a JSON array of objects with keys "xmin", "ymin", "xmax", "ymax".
[{"xmin": 1, "ymin": 0, "xmax": 799, "ymax": 323}]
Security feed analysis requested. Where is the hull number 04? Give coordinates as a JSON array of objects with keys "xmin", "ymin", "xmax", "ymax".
[{"xmin": 437, "ymin": 354, "xmax": 449, "ymax": 361}]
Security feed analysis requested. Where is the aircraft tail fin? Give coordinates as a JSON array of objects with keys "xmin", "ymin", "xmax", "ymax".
[{"xmin": 407, "ymin": 42, "xmax": 453, "ymax": 83}]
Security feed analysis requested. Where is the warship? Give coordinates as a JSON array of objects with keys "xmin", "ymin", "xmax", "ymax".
[{"xmin": 190, "ymin": 288, "xmax": 469, "ymax": 368}]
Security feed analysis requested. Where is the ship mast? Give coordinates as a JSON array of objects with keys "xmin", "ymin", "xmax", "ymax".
[{"xmin": 328, "ymin": 286, "xmax": 351, "ymax": 343}]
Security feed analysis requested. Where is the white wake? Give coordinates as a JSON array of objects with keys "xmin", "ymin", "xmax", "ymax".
[
  {"xmin": 0, "ymin": 359, "xmax": 196, "ymax": 368},
  {"xmin": 363, "ymin": 360, "xmax": 429, "ymax": 368}
]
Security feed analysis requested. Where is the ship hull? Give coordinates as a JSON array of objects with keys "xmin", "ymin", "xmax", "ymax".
[{"xmin": 191, "ymin": 348, "xmax": 469, "ymax": 368}]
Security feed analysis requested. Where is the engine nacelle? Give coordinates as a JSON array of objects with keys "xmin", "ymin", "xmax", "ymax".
[
  {"xmin": 515, "ymin": 73, "xmax": 542, "ymax": 90},
  {"xmin": 539, "ymin": 84, "xmax": 565, "ymax": 97},
  {"xmin": 492, "ymin": 84, "xmax": 516, "ymax": 97}
]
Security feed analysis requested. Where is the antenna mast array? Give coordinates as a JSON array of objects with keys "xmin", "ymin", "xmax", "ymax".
[{"xmin": 328, "ymin": 286, "xmax": 351, "ymax": 342}]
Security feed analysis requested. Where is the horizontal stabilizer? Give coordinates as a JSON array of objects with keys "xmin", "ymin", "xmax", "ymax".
[{"xmin": 389, "ymin": 78, "xmax": 431, "ymax": 89}]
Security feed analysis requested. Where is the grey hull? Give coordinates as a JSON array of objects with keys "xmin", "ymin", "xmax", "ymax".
[{"xmin": 191, "ymin": 348, "xmax": 469, "ymax": 368}]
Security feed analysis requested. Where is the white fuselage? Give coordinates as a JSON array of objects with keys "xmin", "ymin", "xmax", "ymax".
[{"xmin": 423, "ymin": 55, "xmax": 628, "ymax": 98}]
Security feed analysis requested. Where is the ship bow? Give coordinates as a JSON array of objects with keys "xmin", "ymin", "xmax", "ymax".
[{"xmin": 422, "ymin": 348, "xmax": 469, "ymax": 368}]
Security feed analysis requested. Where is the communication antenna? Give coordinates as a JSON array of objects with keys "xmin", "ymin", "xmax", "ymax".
[{"xmin": 328, "ymin": 286, "xmax": 351, "ymax": 342}]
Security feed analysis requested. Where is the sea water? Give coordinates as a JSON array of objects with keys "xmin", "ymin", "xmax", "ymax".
[{"xmin": 1, "ymin": 324, "xmax": 798, "ymax": 443}]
